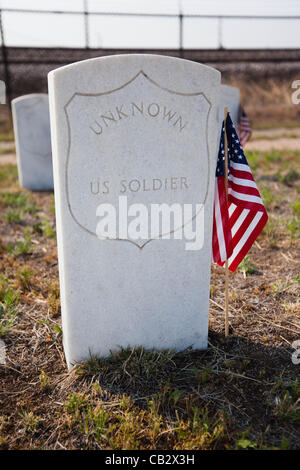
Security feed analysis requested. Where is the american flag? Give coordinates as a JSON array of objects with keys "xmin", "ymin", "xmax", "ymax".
[
  {"xmin": 212, "ymin": 113, "xmax": 268, "ymax": 272},
  {"xmin": 236, "ymin": 107, "xmax": 252, "ymax": 147}
]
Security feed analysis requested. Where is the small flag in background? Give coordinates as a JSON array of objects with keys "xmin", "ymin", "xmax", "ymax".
[
  {"xmin": 213, "ymin": 114, "xmax": 268, "ymax": 272},
  {"xmin": 236, "ymin": 107, "xmax": 252, "ymax": 147}
]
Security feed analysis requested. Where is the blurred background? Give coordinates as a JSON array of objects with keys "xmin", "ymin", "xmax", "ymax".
[{"xmin": 1, "ymin": 0, "xmax": 300, "ymax": 132}]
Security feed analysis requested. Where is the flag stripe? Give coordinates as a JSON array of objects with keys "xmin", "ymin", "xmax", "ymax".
[
  {"xmin": 228, "ymin": 188, "xmax": 263, "ymax": 205},
  {"xmin": 214, "ymin": 180, "xmax": 227, "ymax": 261},
  {"xmin": 231, "ymin": 208, "xmax": 250, "ymax": 237},
  {"xmin": 228, "ymin": 175, "xmax": 257, "ymax": 188},
  {"xmin": 228, "ymin": 211, "xmax": 268, "ymax": 271},
  {"xmin": 229, "ymin": 181, "xmax": 261, "ymax": 197}
]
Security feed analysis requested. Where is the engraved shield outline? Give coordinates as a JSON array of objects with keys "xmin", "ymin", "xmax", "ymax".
[{"xmin": 64, "ymin": 70, "xmax": 212, "ymax": 249}]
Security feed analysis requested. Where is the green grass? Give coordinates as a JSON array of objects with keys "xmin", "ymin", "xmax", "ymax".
[
  {"xmin": 291, "ymin": 198, "xmax": 300, "ymax": 217},
  {"xmin": 41, "ymin": 216, "xmax": 56, "ymax": 239},
  {"xmin": 263, "ymin": 217, "xmax": 280, "ymax": 248},
  {"xmin": 5, "ymin": 228, "xmax": 33, "ymax": 256},
  {"xmin": 286, "ymin": 217, "xmax": 300, "ymax": 241},
  {"xmin": 245, "ymin": 150, "xmax": 259, "ymax": 171},
  {"xmin": 0, "ymin": 165, "xmax": 18, "ymax": 188},
  {"xmin": 16, "ymin": 267, "xmax": 33, "ymax": 291},
  {"xmin": 0, "ymin": 281, "xmax": 20, "ymax": 338},
  {"xmin": 0, "ymin": 192, "xmax": 27, "ymax": 208},
  {"xmin": 5, "ymin": 209, "xmax": 21, "ymax": 224},
  {"xmin": 0, "ymin": 145, "xmax": 15, "ymax": 155},
  {"xmin": 261, "ymin": 186, "xmax": 280, "ymax": 211},
  {"xmin": 264, "ymin": 150, "xmax": 282, "ymax": 163},
  {"xmin": 238, "ymin": 256, "xmax": 259, "ymax": 277},
  {"xmin": 277, "ymin": 170, "xmax": 300, "ymax": 185},
  {"xmin": 79, "ymin": 346, "xmax": 177, "ymax": 391},
  {"xmin": 0, "ymin": 133, "xmax": 14, "ymax": 142}
]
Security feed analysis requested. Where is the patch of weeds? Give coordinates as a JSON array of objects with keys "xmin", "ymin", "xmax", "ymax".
[
  {"xmin": 286, "ymin": 217, "xmax": 300, "ymax": 241},
  {"xmin": 148, "ymin": 383, "xmax": 183, "ymax": 417},
  {"xmin": 245, "ymin": 151, "xmax": 259, "ymax": 171},
  {"xmin": 274, "ymin": 392, "xmax": 300, "ymax": 423},
  {"xmin": 0, "ymin": 275, "xmax": 9, "ymax": 302},
  {"xmin": 37, "ymin": 318, "xmax": 62, "ymax": 340},
  {"xmin": 264, "ymin": 150, "xmax": 282, "ymax": 163},
  {"xmin": 78, "ymin": 346, "xmax": 177, "ymax": 394},
  {"xmin": 41, "ymin": 216, "xmax": 56, "ymax": 239},
  {"xmin": 290, "ymin": 198, "xmax": 300, "ymax": 217},
  {"xmin": 235, "ymin": 437, "xmax": 257, "ymax": 449},
  {"xmin": 47, "ymin": 280, "xmax": 60, "ymax": 317},
  {"xmin": 174, "ymin": 407, "xmax": 228, "ymax": 450},
  {"xmin": 263, "ymin": 217, "xmax": 279, "ymax": 248},
  {"xmin": 283, "ymin": 301, "xmax": 300, "ymax": 315},
  {"xmin": 0, "ymin": 165, "xmax": 18, "ymax": 188},
  {"xmin": 14, "ymin": 230, "xmax": 32, "ymax": 256},
  {"xmin": 271, "ymin": 378, "xmax": 300, "ymax": 423},
  {"xmin": 272, "ymin": 280, "xmax": 292, "ymax": 294},
  {"xmin": 20, "ymin": 411, "xmax": 40, "ymax": 434},
  {"xmin": 65, "ymin": 393, "xmax": 90, "ymax": 419},
  {"xmin": 0, "ymin": 133, "xmax": 14, "ymax": 142},
  {"xmin": 0, "ymin": 287, "xmax": 20, "ymax": 337},
  {"xmin": 0, "ymin": 145, "xmax": 15, "ymax": 155},
  {"xmin": 293, "ymin": 275, "xmax": 300, "ymax": 284},
  {"xmin": 277, "ymin": 170, "xmax": 300, "ymax": 185},
  {"xmin": 0, "ymin": 415, "xmax": 9, "ymax": 435},
  {"xmin": 238, "ymin": 256, "xmax": 259, "ymax": 277},
  {"xmin": 39, "ymin": 370, "xmax": 50, "ymax": 391},
  {"xmin": 50, "ymin": 196, "xmax": 55, "ymax": 216},
  {"xmin": 16, "ymin": 266, "xmax": 33, "ymax": 291},
  {"xmin": 23, "ymin": 202, "xmax": 39, "ymax": 215},
  {"xmin": 261, "ymin": 187, "xmax": 279, "ymax": 211},
  {"xmin": 0, "ymin": 192, "xmax": 39, "ymax": 227},
  {"xmin": 32, "ymin": 221, "xmax": 42, "ymax": 234},
  {"xmin": 81, "ymin": 405, "xmax": 110, "ymax": 442},
  {"xmin": 0, "ymin": 192, "xmax": 27, "ymax": 208},
  {"xmin": 193, "ymin": 367, "xmax": 213, "ymax": 384},
  {"xmin": 5, "ymin": 209, "xmax": 21, "ymax": 224},
  {"xmin": 0, "ymin": 415, "xmax": 9, "ymax": 447}
]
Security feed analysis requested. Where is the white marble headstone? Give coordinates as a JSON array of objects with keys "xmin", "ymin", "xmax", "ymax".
[
  {"xmin": 220, "ymin": 85, "xmax": 240, "ymax": 126},
  {"xmin": 48, "ymin": 54, "xmax": 221, "ymax": 368},
  {"xmin": 12, "ymin": 94, "xmax": 53, "ymax": 191}
]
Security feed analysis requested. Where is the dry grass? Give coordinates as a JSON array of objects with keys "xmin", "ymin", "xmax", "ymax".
[
  {"xmin": 0, "ymin": 144, "xmax": 299, "ymax": 450},
  {"xmin": 225, "ymin": 76, "xmax": 300, "ymax": 130}
]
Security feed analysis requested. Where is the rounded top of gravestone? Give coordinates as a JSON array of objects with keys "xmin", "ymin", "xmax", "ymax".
[
  {"xmin": 220, "ymin": 84, "xmax": 240, "ymax": 100},
  {"xmin": 12, "ymin": 93, "xmax": 48, "ymax": 105},
  {"xmin": 48, "ymin": 54, "xmax": 221, "ymax": 100},
  {"xmin": 49, "ymin": 53, "xmax": 220, "ymax": 77}
]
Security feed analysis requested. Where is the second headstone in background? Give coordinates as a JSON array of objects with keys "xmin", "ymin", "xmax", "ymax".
[
  {"xmin": 220, "ymin": 85, "xmax": 240, "ymax": 126},
  {"xmin": 12, "ymin": 93, "xmax": 53, "ymax": 191}
]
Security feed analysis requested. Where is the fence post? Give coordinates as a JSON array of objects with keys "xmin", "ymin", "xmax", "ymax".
[
  {"xmin": 218, "ymin": 16, "xmax": 223, "ymax": 49},
  {"xmin": 83, "ymin": 0, "xmax": 89, "ymax": 49},
  {"xmin": 179, "ymin": 11, "xmax": 183, "ymax": 56},
  {"xmin": 0, "ymin": 8, "xmax": 11, "ymax": 106}
]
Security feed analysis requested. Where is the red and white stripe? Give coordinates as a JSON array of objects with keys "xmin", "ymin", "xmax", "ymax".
[
  {"xmin": 212, "ymin": 176, "xmax": 233, "ymax": 264},
  {"xmin": 237, "ymin": 114, "xmax": 252, "ymax": 147}
]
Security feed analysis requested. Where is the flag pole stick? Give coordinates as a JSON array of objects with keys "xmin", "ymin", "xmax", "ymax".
[{"xmin": 224, "ymin": 107, "xmax": 229, "ymax": 337}]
